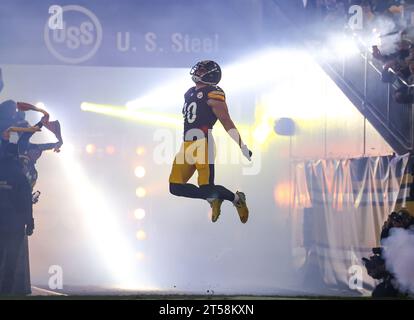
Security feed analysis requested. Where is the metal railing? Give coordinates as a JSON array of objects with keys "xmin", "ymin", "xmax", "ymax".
[
  {"xmin": 387, "ymin": 68, "xmax": 414, "ymax": 88},
  {"xmin": 318, "ymin": 42, "xmax": 414, "ymax": 155},
  {"xmin": 271, "ymin": 0, "xmax": 414, "ymax": 154}
]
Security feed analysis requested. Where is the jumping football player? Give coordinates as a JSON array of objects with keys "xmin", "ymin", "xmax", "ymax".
[{"xmin": 169, "ymin": 60, "xmax": 252, "ymax": 223}]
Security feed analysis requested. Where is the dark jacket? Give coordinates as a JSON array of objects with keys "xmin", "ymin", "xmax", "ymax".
[{"xmin": 0, "ymin": 157, "xmax": 33, "ymax": 234}]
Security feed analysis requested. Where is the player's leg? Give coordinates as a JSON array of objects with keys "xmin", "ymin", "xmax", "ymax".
[
  {"xmin": 196, "ymin": 138, "xmax": 230, "ymax": 222},
  {"xmin": 195, "ymin": 138, "xmax": 237, "ymax": 222},
  {"xmin": 169, "ymin": 176, "xmax": 205, "ymax": 200},
  {"xmin": 196, "ymin": 139, "xmax": 249, "ymax": 223},
  {"xmin": 197, "ymin": 163, "xmax": 239, "ymax": 222},
  {"xmin": 200, "ymin": 186, "xmax": 249, "ymax": 223},
  {"xmin": 197, "ymin": 164, "xmax": 235, "ymax": 201},
  {"xmin": 169, "ymin": 143, "xmax": 205, "ymax": 200}
]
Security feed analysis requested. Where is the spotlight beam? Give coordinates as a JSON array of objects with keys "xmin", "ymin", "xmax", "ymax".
[
  {"xmin": 60, "ymin": 142, "xmax": 151, "ymax": 289},
  {"xmin": 81, "ymin": 102, "xmax": 182, "ymax": 128},
  {"xmin": 80, "ymin": 102, "xmax": 262, "ymax": 145}
]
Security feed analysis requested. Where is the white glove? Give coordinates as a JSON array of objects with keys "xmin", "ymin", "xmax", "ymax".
[{"xmin": 241, "ymin": 144, "xmax": 252, "ymax": 161}]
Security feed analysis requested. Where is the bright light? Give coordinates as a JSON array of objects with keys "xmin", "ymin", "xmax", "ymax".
[
  {"xmin": 28, "ymin": 102, "xmax": 59, "ymax": 143},
  {"xmin": 126, "ymin": 77, "xmax": 189, "ymax": 111},
  {"xmin": 81, "ymin": 101, "xmax": 251, "ymax": 139},
  {"xmin": 274, "ymin": 182, "xmax": 292, "ymax": 208},
  {"xmin": 136, "ymin": 230, "xmax": 147, "ymax": 240},
  {"xmin": 252, "ymin": 105, "xmax": 273, "ymax": 145},
  {"xmin": 253, "ymin": 125, "xmax": 272, "ymax": 144},
  {"xmin": 220, "ymin": 49, "xmax": 284, "ymax": 91},
  {"xmin": 85, "ymin": 144, "xmax": 96, "ymax": 155},
  {"xmin": 249, "ymin": 102, "xmax": 275, "ymax": 147},
  {"xmin": 80, "ymin": 49, "xmax": 305, "ymax": 149},
  {"xmin": 60, "ymin": 139, "xmax": 146, "ymax": 288},
  {"xmin": 64, "ymin": 143, "xmax": 75, "ymax": 154},
  {"xmin": 134, "ymin": 208, "xmax": 146, "ymax": 220},
  {"xmin": 136, "ymin": 252, "xmax": 145, "ymax": 261},
  {"xmin": 331, "ymin": 36, "xmax": 360, "ymax": 57},
  {"xmin": 106, "ymin": 145, "xmax": 116, "ymax": 155},
  {"xmin": 134, "ymin": 166, "xmax": 146, "ymax": 178},
  {"xmin": 136, "ymin": 187, "xmax": 147, "ymax": 198},
  {"xmin": 35, "ymin": 102, "xmax": 46, "ymax": 110},
  {"xmin": 125, "ymin": 49, "xmax": 293, "ymax": 112},
  {"xmin": 80, "ymin": 48, "xmax": 358, "ymax": 154},
  {"xmin": 136, "ymin": 147, "xmax": 146, "ymax": 156},
  {"xmin": 81, "ymin": 102, "xmax": 182, "ymax": 128}
]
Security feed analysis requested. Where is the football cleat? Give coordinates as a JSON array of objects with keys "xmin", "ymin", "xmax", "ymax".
[
  {"xmin": 234, "ymin": 191, "xmax": 249, "ymax": 224},
  {"xmin": 209, "ymin": 198, "xmax": 224, "ymax": 223}
]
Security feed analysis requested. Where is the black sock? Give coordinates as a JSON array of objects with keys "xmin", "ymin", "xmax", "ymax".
[
  {"xmin": 199, "ymin": 184, "xmax": 235, "ymax": 202},
  {"xmin": 169, "ymin": 183, "xmax": 206, "ymax": 200},
  {"xmin": 170, "ymin": 183, "xmax": 235, "ymax": 202}
]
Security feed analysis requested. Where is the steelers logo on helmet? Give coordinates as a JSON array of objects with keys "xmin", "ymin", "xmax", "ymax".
[{"xmin": 190, "ymin": 60, "xmax": 222, "ymax": 85}]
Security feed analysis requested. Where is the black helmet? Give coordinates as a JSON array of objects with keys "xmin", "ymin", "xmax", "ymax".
[{"xmin": 190, "ymin": 60, "xmax": 222, "ymax": 85}]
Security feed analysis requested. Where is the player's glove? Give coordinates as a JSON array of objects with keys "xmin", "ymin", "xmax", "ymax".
[{"xmin": 241, "ymin": 144, "xmax": 252, "ymax": 161}]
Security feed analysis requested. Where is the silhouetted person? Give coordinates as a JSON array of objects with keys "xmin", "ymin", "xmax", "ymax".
[{"xmin": 0, "ymin": 143, "xmax": 33, "ymax": 295}]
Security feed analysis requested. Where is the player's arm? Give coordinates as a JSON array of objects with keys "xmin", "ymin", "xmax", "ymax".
[
  {"xmin": 17, "ymin": 102, "xmax": 50, "ymax": 122},
  {"xmin": 208, "ymin": 99, "xmax": 241, "ymax": 142},
  {"xmin": 2, "ymin": 126, "xmax": 41, "ymax": 140},
  {"xmin": 36, "ymin": 142, "xmax": 62, "ymax": 153},
  {"xmin": 7, "ymin": 126, "xmax": 41, "ymax": 133},
  {"xmin": 208, "ymin": 99, "xmax": 252, "ymax": 160}
]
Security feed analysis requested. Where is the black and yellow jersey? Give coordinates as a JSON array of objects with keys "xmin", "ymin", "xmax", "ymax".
[{"xmin": 182, "ymin": 85, "xmax": 225, "ymax": 141}]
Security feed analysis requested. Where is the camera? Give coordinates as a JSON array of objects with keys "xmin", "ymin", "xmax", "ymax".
[
  {"xmin": 390, "ymin": 211, "xmax": 403, "ymax": 223},
  {"xmin": 362, "ymin": 250, "xmax": 388, "ymax": 280},
  {"xmin": 372, "ymin": 247, "xmax": 382, "ymax": 255}
]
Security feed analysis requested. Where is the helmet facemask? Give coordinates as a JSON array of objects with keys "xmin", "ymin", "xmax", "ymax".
[{"xmin": 190, "ymin": 61, "xmax": 221, "ymax": 85}]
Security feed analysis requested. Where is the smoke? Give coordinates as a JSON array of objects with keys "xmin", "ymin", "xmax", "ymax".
[
  {"xmin": 382, "ymin": 227, "xmax": 414, "ymax": 295},
  {"xmin": 375, "ymin": 15, "xmax": 399, "ymax": 54}
]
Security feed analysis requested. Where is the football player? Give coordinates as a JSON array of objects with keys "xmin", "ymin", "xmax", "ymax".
[{"xmin": 169, "ymin": 60, "xmax": 252, "ymax": 223}]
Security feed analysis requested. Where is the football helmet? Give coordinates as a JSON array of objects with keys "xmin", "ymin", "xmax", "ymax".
[{"xmin": 190, "ymin": 60, "xmax": 221, "ymax": 85}]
